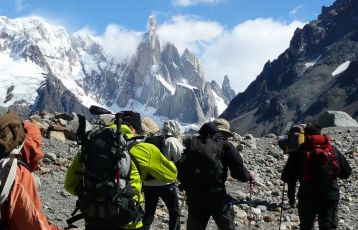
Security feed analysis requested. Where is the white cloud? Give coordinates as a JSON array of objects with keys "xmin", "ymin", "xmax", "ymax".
[
  {"xmin": 172, "ymin": 0, "xmax": 224, "ymax": 7},
  {"xmin": 157, "ymin": 15, "xmax": 224, "ymax": 55},
  {"xmin": 156, "ymin": 16, "xmax": 304, "ymax": 93},
  {"xmin": 290, "ymin": 5, "xmax": 305, "ymax": 16},
  {"xmin": 99, "ymin": 24, "xmax": 142, "ymax": 63},
  {"xmin": 200, "ymin": 18, "xmax": 304, "ymax": 92}
]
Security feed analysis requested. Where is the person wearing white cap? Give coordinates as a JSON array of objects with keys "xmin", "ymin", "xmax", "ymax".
[{"xmin": 142, "ymin": 120, "xmax": 184, "ymax": 230}]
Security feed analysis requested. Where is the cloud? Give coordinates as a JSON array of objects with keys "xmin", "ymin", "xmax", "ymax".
[
  {"xmin": 98, "ymin": 24, "xmax": 142, "ymax": 63},
  {"xmin": 290, "ymin": 5, "xmax": 305, "ymax": 16},
  {"xmin": 200, "ymin": 18, "xmax": 304, "ymax": 93},
  {"xmin": 156, "ymin": 16, "xmax": 304, "ymax": 92},
  {"xmin": 157, "ymin": 15, "xmax": 224, "ymax": 55},
  {"xmin": 172, "ymin": 0, "xmax": 224, "ymax": 7}
]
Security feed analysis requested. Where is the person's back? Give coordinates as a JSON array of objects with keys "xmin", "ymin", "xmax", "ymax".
[
  {"xmin": 142, "ymin": 120, "xmax": 183, "ymax": 230},
  {"xmin": 178, "ymin": 122, "xmax": 254, "ymax": 230},
  {"xmin": 0, "ymin": 112, "xmax": 65, "ymax": 230},
  {"xmin": 281, "ymin": 123, "xmax": 351, "ymax": 229}
]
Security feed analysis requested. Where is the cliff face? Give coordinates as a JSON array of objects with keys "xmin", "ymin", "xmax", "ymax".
[{"xmin": 222, "ymin": 0, "xmax": 358, "ymax": 136}]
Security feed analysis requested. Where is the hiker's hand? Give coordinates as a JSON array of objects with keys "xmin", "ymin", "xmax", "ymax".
[
  {"xmin": 289, "ymin": 198, "xmax": 296, "ymax": 208},
  {"xmin": 249, "ymin": 170, "xmax": 256, "ymax": 181}
]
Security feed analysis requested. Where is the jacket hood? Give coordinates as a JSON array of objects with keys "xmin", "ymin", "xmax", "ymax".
[{"xmin": 20, "ymin": 122, "xmax": 44, "ymax": 172}]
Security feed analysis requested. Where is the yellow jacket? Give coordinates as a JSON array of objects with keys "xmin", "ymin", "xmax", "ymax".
[{"xmin": 64, "ymin": 124, "xmax": 177, "ymax": 229}]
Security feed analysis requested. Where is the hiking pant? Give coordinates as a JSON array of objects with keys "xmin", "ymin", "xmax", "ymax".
[
  {"xmin": 142, "ymin": 183, "xmax": 180, "ymax": 230},
  {"xmin": 298, "ymin": 198, "xmax": 339, "ymax": 230},
  {"xmin": 186, "ymin": 191, "xmax": 235, "ymax": 230}
]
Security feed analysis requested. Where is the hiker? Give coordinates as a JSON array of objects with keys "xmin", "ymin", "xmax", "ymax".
[
  {"xmin": 281, "ymin": 122, "xmax": 351, "ymax": 229},
  {"xmin": 64, "ymin": 110, "xmax": 177, "ymax": 230},
  {"xmin": 142, "ymin": 120, "xmax": 184, "ymax": 230},
  {"xmin": 178, "ymin": 122, "xmax": 255, "ymax": 230},
  {"xmin": 0, "ymin": 112, "xmax": 73, "ymax": 230}
]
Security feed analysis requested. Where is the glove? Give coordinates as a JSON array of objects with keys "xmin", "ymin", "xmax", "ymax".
[{"xmin": 249, "ymin": 170, "xmax": 256, "ymax": 182}]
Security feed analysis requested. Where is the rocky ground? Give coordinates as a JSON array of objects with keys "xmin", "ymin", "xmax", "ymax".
[{"xmin": 35, "ymin": 122, "xmax": 358, "ymax": 230}]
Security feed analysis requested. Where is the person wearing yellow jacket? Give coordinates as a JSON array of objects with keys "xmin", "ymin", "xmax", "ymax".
[{"xmin": 64, "ymin": 111, "xmax": 177, "ymax": 230}]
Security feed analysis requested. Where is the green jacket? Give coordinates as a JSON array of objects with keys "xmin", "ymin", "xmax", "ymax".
[{"xmin": 64, "ymin": 124, "xmax": 177, "ymax": 229}]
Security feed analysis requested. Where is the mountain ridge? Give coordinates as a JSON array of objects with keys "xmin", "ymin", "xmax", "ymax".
[{"xmin": 222, "ymin": 0, "xmax": 358, "ymax": 136}]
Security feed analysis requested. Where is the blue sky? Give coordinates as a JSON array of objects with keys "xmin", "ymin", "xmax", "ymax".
[{"xmin": 0, "ymin": 0, "xmax": 335, "ymax": 92}]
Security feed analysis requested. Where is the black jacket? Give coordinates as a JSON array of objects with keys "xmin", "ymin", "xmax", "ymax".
[
  {"xmin": 281, "ymin": 144, "xmax": 351, "ymax": 201},
  {"xmin": 221, "ymin": 140, "xmax": 251, "ymax": 183}
]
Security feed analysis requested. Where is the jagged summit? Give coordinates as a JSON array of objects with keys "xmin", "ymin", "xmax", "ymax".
[{"xmin": 0, "ymin": 15, "xmax": 231, "ymax": 124}]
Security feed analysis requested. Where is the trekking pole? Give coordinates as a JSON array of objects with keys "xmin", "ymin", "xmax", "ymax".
[
  {"xmin": 248, "ymin": 180, "xmax": 253, "ymax": 230},
  {"xmin": 278, "ymin": 183, "xmax": 285, "ymax": 230},
  {"xmin": 173, "ymin": 192, "xmax": 187, "ymax": 230}
]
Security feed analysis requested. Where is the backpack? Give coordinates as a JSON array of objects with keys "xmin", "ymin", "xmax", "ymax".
[
  {"xmin": 302, "ymin": 134, "xmax": 340, "ymax": 186},
  {"xmin": 285, "ymin": 124, "xmax": 305, "ymax": 154},
  {"xmin": 0, "ymin": 112, "xmax": 26, "ymax": 227},
  {"xmin": 144, "ymin": 135, "xmax": 166, "ymax": 154},
  {"xmin": 67, "ymin": 114, "xmax": 142, "ymax": 227},
  {"xmin": 177, "ymin": 135, "xmax": 224, "ymax": 193}
]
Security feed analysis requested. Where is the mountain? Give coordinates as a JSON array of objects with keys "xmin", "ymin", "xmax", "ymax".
[
  {"xmin": 0, "ymin": 15, "xmax": 232, "ymax": 123},
  {"xmin": 221, "ymin": 0, "xmax": 358, "ymax": 136}
]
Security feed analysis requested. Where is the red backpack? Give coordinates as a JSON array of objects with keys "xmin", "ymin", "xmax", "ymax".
[{"xmin": 302, "ymin": 134, "xmax": 340, "ymax": 185}]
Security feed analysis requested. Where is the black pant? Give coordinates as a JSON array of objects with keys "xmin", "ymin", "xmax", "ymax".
[
  {"xmin": 142, "ymin": 183, "xmax": 180, "ymax": 230},
  {"xmin": 298, "ymin": 198, "xmax": 339, "ymax": 230},
  {"xmin": 186, "ymin": 191, "xmax": 235, "ymax": 230}
]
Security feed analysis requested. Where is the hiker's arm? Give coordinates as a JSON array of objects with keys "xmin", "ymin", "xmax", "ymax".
[
  {"xmin": 64, "ymin": 152, "xmax": 83, "ymax": 195},
  {"xmin": 281, "ymin": 151, "xmax": 299, "ymax": 183},
  {"xmin": 223, "ymin": 141, "xmax": 251, "ymax": 182},
  {"xmin": 333, "ymin": 146, "xmax": 351, "ymax": 180},
  {"xmin": 133, "ymin": 142, "xmax": 177, "ymax": 183},
  {"xmin": 8, "ymin": 177, "xmax": 63, "ymax": 230}
]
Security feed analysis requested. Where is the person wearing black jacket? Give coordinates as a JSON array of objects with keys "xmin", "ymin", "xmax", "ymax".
[
  {"xmin": 281, "ymin": 123, "xmax": 351, "ymax": 230},
  {"xmin": 180, "ymin": 122, "xmax": 255, "ymax": 230}
]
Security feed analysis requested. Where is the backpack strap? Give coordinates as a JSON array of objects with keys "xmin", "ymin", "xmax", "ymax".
[{"xmin": 127, "ymin": 141, "xmax": 142, "ymax": 179}]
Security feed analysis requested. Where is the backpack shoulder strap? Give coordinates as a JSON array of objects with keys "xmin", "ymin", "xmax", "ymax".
[
  {"xmin": 0, "ymin": 156, "xmax": 18, "ymax": 204},
  {"xmin": 127, "ymin": 140, "xmax": 142, "ymax": 178}
]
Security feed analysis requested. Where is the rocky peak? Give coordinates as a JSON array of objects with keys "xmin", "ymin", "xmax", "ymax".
[
  {"xmin": 222, "ymin": 0, "xmax": 358, "ymax": 136},
  {"xmin": 222, "ymin": 75, "xmax": 236, "ymax": 101}
]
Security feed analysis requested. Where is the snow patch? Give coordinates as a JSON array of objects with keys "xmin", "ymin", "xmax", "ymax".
[
  {"xmin": 332, "ymin": 61, "xmax": 350, "ymax": 76},
  {"xmin": 177, "ymin": 82, "xmax": 198, "ymax": 90},
  {"xmin": 156, "ymin": 75, "xmax": 175, "ymax": 95},
  {"xmin": 0, "ymin": 52, "xmax": 45, "ymax": 106},
  {"xmin": 212, "ymin": 91, "xmax": 227, "ymax": 115}
]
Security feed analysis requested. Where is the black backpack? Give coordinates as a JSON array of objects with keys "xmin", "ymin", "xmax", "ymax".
[
  {"xmin": 177, "ymin": 135, "xmax": 224, "ymax": 192},
  {"xmin": 67, "ymin": 114, "xmax": 142, "ymax": 227},
  {"xmin": 144, "ymin": 135, "xmax": 166, "ymax": 154}
]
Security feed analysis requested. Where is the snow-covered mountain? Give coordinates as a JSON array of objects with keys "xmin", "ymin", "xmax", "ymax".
[{"xmin": 0, "ymin": 15, "xmax": 234, "ymax": 123}]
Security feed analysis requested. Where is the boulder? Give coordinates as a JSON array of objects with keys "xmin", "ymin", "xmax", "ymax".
[{"xmin": 319, "ymin": 111, "xmax": 358, "ymax": 127}]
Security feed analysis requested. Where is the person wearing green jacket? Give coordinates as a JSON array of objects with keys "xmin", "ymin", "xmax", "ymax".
[{"xmin": 64, "ymin": 111, "xmax": 178, "ymax": 230}]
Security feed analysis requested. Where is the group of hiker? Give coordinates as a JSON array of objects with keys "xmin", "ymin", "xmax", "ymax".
[{"xmin": 0, "ymin": 108, "xmax": 352, "ymax": 230}]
